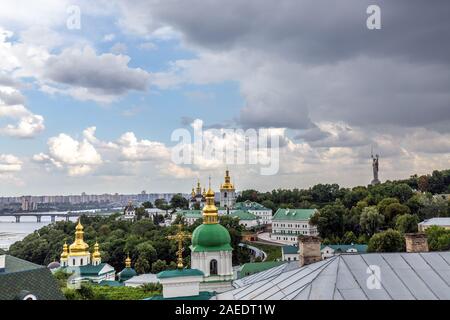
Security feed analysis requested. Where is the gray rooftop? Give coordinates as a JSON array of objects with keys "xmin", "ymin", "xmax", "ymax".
[
  {"xmin": 216, "ymin": 252, "xmax": 450, "ymax": 300},
  {"xmin": 419, "ymin": 218, "xmax": 450, "ymax": 226},
  {"xmin": 124, "ymin": 273, "xmax": 159, "ymax": 285}
]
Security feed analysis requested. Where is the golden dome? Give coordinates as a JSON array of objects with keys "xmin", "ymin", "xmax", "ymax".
[
  {"xmin": 125, "ymin": 254, "xmax": 132, "ymax": 268},
  {"xmin": 69, "ymin": 219, "xmax": 90, "ymax": 256},
  {"xmin": 92, "ymin": 242, "xmax": 101, "ymax": 259},
  {"xmin": 220, "ymin": 169, "xmax": 235, "ymax": 190},
  {"xmin": 202, "ymin": 178, "xmax": 218, "ymax": 224},
  {"xmin": 60, "ymin": 242, "xmax": 68, "ymax": 259},
  {"xmin": 191, "ymin": 188, "xmax": 196, "ymax": 197}
]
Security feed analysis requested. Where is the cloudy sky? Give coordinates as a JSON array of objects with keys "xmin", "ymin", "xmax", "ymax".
[{"xmin": 0, "ymin": 0, "xmax": 449, "ymax": 196}]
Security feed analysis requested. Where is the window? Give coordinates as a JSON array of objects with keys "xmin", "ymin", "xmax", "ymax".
[
  {"xmin": 80, "ymin": 258, "xmax": 83, "ymax": 265},
  {"xmin": 210, "ymin": 259, "xmax": 218, "ymax": 275},
  {"xmin": 72, "ymin": 259, "xmax": 75, "ymax": 265}
]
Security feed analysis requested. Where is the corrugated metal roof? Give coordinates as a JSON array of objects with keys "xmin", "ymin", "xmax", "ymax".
[{"xmin": 217, "ymin": 252, "xmax": 450, "ymax": 300}]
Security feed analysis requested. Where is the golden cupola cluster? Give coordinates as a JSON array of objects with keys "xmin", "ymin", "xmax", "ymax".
[
  {"xmin": 68, "ymin": 220, "xmax": 90, "ymax": 256},
  {"xmin": 92, "ymin": 242, "xmax": 101, "ymax": 260},
  {"xmin": 202, "ymin": 178, "xmax": 219, "ymax": 224},
  {"xmin": 220, "ymin": 169, "xmax": 235, "ymax": 190},
  {"xmin": 60, "ymin": 242, "xmax": 69, "ymax": 260}
]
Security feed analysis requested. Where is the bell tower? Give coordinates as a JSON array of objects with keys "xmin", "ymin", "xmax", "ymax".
[{"xmin": 220, "ymin": 169, "xmax": 236, "ymax": 209}]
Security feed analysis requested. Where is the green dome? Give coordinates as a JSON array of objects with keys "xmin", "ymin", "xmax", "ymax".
[
  {"xmin": 119, "ymin": 267, "xmax": 137, "ymax": 282},
  {"xmin": 191, "ymin": 223, "xmax": 232, "ymax": 252}
]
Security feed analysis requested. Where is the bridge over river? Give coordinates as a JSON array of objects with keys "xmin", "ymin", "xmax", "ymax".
[{"xmin": 0, "ymin": 210, "xmax": 116, "ymax": 223}]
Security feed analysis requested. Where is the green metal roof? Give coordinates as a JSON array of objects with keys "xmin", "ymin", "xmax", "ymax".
[
  {"xmin": 229, "ymin": 210, "xmax": 257, "ymax": 220},
  {"xmin": 320, "ymin": 244, "xmax": 368, "ymax": 253},
  {"xmin": 272, "ymin": 208, "xmax": 317, "ymax": 221},
  {"xmin": 119, "ymin": 267, "xmax": 137, "ymax": 281},
  {"xmin": 145, "ymin": 291, "xmax": 214, "ymax": 300},
  {"xmin": 157, "ymin": 268, "xmax": 204, "ymax": 279},
  {"xmin": 191, "ymin": 223, "xmax": 233, "ymax": 252},
  {"xmin": 282, "ymin": 245, "xmax": 299, "ymax": 255},
  {"xmin": 0, "ymin": 255, "xmax": 65, "ymax": 300},
  {"xmin": 239, "ymin": 261, "xmax": 286, "ymax": 278},
  {"xmin": 176, "ymin": 210, "xmax": 203, "ymax": 219}
]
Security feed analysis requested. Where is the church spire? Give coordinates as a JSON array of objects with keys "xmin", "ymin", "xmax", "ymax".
[
  {"xmin": 69, "ymin": 218, "xmax": 89, "ymax": 255},
  {"xmin": 202, "ymin": 176, "xmax": 218, "ymax": 224},
  {"xmin": 125, "ymin": 254, "xmax": 131, "ymax": 268}
]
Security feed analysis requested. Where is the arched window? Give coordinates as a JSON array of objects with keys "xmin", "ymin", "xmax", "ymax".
[
  {"xmin": 210, "ymin": 259, "xmax": 218, "ymax": 275},
  {"xmin": 80, "ymin": 258, "xmax": 83, "ymax": 265}
]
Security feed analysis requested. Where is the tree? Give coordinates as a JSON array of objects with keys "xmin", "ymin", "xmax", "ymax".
[
  {"xmin": 142, "ymin": 201, "xmax": 153, "ymax": 209},
  {"xmin": 134, "ymin": 256, "xmax": 151, "ymax": 274},
  {"xmin": 360, "ymin": 206, "xmax": 384, "ymax": 237},
  {"xmin": 391, "ymin": 183, "xmax": 413, "ymax": 203},
  {"xmin": 368, "ymin": 229, "xmax": 404, "ymax": 252},
  {"xmin": 135, "ymin": 241, "xmax": 157, "ymax": 265},
  {"xmin": 170, "ymin": 194, "xmax": 189, "ymax": 209},
  {"xmin": 342, "ymin": 187, "xmax": 369, "ymax": 208},
  {"xmin": 383, "ymin": 203, "xmax": 411, "ymax": 225},
  {"xmin": 261, "ymin": 200, "xmax": 276, "ymax": 212},
  {"xmin": 135, "ymin": 206, "xmax": 147, "ymax": 220},
  {"xmin": 154, "ymin": 199, "xmax": 170, "ymax": 210},
  {"xmin": 342, "ymin": 231, "xmax": 358, "ymax": 244},
  {"xmin": 425, "ymin": 226, "xmax": 450, "ymax": 251},
  {"xmin": 417, "ymin": 175, "xmax": 429, "ymax": 192},
  {"xmin": 395, "ymin": 214, "xmax": 419, "ymax": 234},
  {"xmin": 310, "ymin": 203, "xmax": 347, "ymax": 239},
  {"xmin": 151, "ymin": 259, "xmax": 168, "ymax": 273},
  {"xmin": 377, "ymin": 197, "xmax": 399, "ymax": 216},
  {"xmin": 405, "ymin": 194, "xmax": 424, "ymax": 215}
]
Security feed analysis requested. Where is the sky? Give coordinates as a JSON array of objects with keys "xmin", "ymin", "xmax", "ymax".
[{"xmin": 0, "ymin": 0, "xmax": 449, "ymax": 196}]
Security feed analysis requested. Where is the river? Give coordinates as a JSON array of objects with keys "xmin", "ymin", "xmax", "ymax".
[{"xmin": 0, "ymin": 210, "xmax": 117, "ymax": 251}]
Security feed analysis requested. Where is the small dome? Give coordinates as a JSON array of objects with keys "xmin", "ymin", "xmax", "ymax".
[
  {"xmin": 119, "ymin": 267, "xmax": 137, "ymax": 281},
  {"xmin": 47, "ymin": 261, "xmax": 61, "ymax": 269},
  {"xmin": 191, "ymin": 223, "xmax": 232, "ymax": 252}
]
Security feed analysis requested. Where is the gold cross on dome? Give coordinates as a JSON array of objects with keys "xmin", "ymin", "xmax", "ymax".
[{"xmin": 167, "ymin": 224, "xmax": 191, "ymax": 269}]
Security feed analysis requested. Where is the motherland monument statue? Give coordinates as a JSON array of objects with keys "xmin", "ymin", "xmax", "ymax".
[{"xmin": 371, "ymin": 147, "xmax": 381, "ymax": 185}]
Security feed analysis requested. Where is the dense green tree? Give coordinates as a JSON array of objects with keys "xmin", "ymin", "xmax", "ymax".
[
  {"xmin": 154, "ymin": 199, "xmax": 170, "ymax": 210},
  {"xmin": 395, "ymin": 214, "xmax": 419, "ymax": 234},
  {"xmin": 383, "ymin": 203, "xmax": 411, "ymax": 225},
  {"xmin": 391, "ymin": 183, "xmax": 414, "ymax": 203},
  {"xmin": 425, "ymin": 226, "xmax": 450, "ymax": 251},
  {"xmin": 142, "ymin": 201, "xmax": 153, "ymax": 209},
  {"xmin": 135, "ymin": 256, "xmax": 151, "ymax": 274},
  {"xmin": 151, "ymin": 259, "xmax": 168, "ymax": 273},
  {"xmin": 342, "ymin": 187, "xmax": 369, "ymax": 209},
  {"xmin": 135, "ymin": 241, "xmax": 157, "ymax": 265},
  {"xmin": 368, "ymin": 229, "xmax": 405, "ymax": 252},
  {"xmin": 360, "ymin": 206, "xmax": 384, "ymax": 237},
  {"xmin": 377, "ymin": 197, "xmax": 399, "ymax": 216},
  {"xmin": 170, "ymin": 193, "xmax": 189, "ymax": 209},
  {"xmin": 342, "ymin": 231, "xmax": 358, "ymax": 244},
  {"xmin": 310, "ymin": 203, "xmax": 347, "ymax": 239}
]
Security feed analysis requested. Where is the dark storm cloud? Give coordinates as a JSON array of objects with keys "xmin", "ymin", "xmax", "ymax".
[
  {"xmin": 118, "ymin": 0, "xmax": 450, "ymax": 148},
  {"xmin": 123, "ymin": 0, "xmax": 450, "ymax": 65}
]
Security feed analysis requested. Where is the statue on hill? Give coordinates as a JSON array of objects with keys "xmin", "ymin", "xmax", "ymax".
[{"xmin": 371, "ymin": 149, "xmax": 381, "ymax": 185}]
